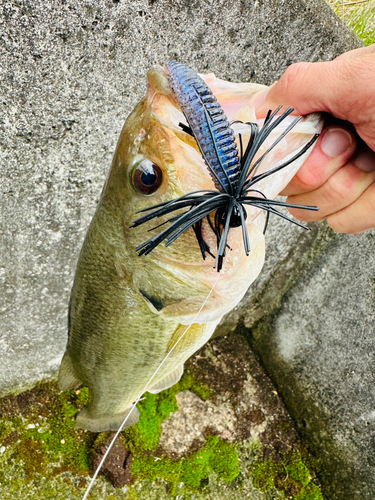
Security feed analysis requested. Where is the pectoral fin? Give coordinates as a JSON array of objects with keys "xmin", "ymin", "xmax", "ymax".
[
  {"xmin": 58, "ymin": 352, "xmax": 81, "ymax": 391},
  {"xmin": 147, "ymin": 364, "xmax": 184, "ymax": 394},
  {"xmin": 167, "ymin": 323, "xmax": 207, "ymax": 353}
]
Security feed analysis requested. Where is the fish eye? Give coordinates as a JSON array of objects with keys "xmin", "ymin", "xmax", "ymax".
[{"xmin": 132, "ymin": 160, "xmax": 163, "ymax": 195}]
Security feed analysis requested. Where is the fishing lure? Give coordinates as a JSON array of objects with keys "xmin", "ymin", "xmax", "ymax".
[{"xmin": 132, "ymin": 61, "xmax": 319, "ymax": 270}]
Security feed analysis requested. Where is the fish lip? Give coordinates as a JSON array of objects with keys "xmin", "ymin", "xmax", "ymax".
[{"xmin": 150, "ymin": 109, "xmax": 190, "ymax": 139}]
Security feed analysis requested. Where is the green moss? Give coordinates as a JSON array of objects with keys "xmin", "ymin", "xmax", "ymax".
[
  {"xmin": 0, "ymin": 422, "xmax": 7, "ymax": 441},
  {"xmin": 174, "ymin": 371, "xmax": 211, "ymax": 401},
  {"xmin": 294, "ymin": 483, "xmax": 324, "ymax": 500},
  {"xmin": 287, "ymin": 460, "xmax": 310, "ymax": 486},
  {"xmin": 252, "ymin": 460, "xmax": 281, "ymax": 491},
  {"xmin": 0, "ymin": 383, "xmax": 94, "ymax": 488},
  {"xmin": 252, "ymin": 452, "xmax": 321, "ymax": 499},
  {"xmin": 206, "ymin": 437, "xmax": 239, "ymax": 481},
  {"xmin": 134, "ymin": 391, "xmax": 178, "ymax": 450},
  {"xmin": 20, "ymin": 387, "xmax": 93, "ymax": 473},
  {"xmin": 71, "ymin": 386, "xmax": 90, "ymax": 407},
  {"xmin": 18, "ymin": 438, "xmax": 46, "ymax": 481},
  {"xmin": 181, "ymin": 372, "xmax": 211, "ymax": 401},
  {"xmin": 131, "ymin": 435, "xmax": 239, "ymax": 494},
  {"xmin": 125, "ymin": 372, "xmax": 211, "ymax": 451}
]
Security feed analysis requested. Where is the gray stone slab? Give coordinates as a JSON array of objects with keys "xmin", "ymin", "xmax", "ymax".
[{"xmin": 244, "ymin": 229, "xmax": 375, "ymax": 500}]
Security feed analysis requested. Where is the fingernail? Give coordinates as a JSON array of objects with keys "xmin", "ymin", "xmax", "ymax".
[
  {"xmin": 321, "ymin": 128, "xmax": 353, "ymax": 157},
  {"xmin": 353, "ymin": 148, "xmax": 375, "ymax": 172},
  {"xmin": 251, "ymin": 89, "xmax": 270, "ymax": 110}
]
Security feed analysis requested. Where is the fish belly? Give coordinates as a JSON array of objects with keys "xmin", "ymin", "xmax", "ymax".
[{"xmin": 58, "ymin": 226, "xmax": 219, "ymax": 432}]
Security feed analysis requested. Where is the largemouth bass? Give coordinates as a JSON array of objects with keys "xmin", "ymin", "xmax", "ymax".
[{"xmin": 58, "ymin": 62, "xmax": 323, "ymax": 432}]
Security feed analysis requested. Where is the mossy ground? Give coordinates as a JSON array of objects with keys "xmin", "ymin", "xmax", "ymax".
[
  {"xmin": 0, "ymin": 383, "xmax": 96, "ymax": 498},
  {"xmin": 251, "ymin": 449, "xmax": 323, "ymax": 500},
  {"xmin": 0, "ymin": 368, "xmax": 323, "ymax": 499},
  {"xmin": 130, "ymin": 436, "xmax": 239, "ymax": 494},
  {"xmin": 125, "ymin": 372, "xmax": 210, "ymax": 452}
]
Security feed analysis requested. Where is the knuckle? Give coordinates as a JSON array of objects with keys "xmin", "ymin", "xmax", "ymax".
[
  {"xmin": 324, "ymin": 170, "xmax": 356, "ymax": 204},
  {"xmin": 278, "ymin": 62, "xmax": 311, "ymax": 95},
  {"xmin": 364, "ymin": 183, "xmax": 375, "ymax": 214},
  {"xmin": 326, "ymin": 214, "xmax": 347, "ymax": 233},
  {"xmin": 331, "ymin": 57, "xmax": 375, "ymax": 122}
]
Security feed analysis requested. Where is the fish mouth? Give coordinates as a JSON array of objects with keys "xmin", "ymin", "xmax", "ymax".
[
  {"xmin": 143, "ymin": 63, "xmax": 259, "ymax": 251},
  {"xmin": 147, "ymin": 63, "xmax": 322, "ymax": 198}
]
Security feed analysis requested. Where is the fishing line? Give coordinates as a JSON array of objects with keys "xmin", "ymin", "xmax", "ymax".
[{"xmin": 82, "ymin": 273, "xmax": 221, "ymax": 500}]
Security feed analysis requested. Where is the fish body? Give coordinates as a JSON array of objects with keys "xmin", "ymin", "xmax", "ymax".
[{"xmin": 58, "ymin": 63, "xmax": 323, "ymax": 432}]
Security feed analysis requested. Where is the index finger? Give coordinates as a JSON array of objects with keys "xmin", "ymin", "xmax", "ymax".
[
  {"xmin": 280, "ymin": 125, "xmax": 357, "ymax": 196},
  {"xmin": 252, "ymin": 54, "xmax": 375, "ymax": 126}
]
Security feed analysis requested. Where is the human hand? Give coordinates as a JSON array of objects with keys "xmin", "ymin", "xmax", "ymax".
[{"xmin": 251, "ymin": 45, "xmax": 375, "ymax": 234}]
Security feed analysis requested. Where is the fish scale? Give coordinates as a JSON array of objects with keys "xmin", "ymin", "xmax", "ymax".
[{"xmin": 166, "ymin": 61, "xmax": 241, "ymax": 192}]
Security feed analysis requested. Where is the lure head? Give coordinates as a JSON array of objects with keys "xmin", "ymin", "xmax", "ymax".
[
  {"xmin": 101, "ymin": 63, "xmax": 322, "ymax": 323},
  {"xmin": 217, "ymin": 205, "xmax": 246, "ymax": 228}
]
